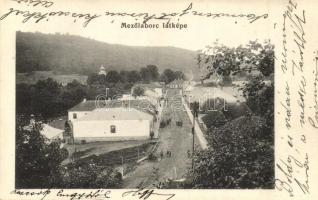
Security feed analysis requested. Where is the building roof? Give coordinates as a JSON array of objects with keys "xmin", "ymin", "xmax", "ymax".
[
  {"xmin": 134, "ymin": 83, "xmax": 162, "ymax": 89},
  {"xmin": 40, "ymin": 124, "xmax": 64, "ymax": 139},
  {"xmin": 169, "ymin": 79, "xmax": 184, "ymax": 85},
  {"xmin": 68, "ymin": 100, "xmax": 97, "ymax": 111},
  {"xmin": 76, "ymin": 108, "xmax": 153, "ymax": 121},
  {"xmin": 68, "ymin": 99, "xmax": 156, "ymax": 115}
]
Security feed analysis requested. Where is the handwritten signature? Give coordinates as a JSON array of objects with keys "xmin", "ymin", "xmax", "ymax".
[{"xmin": 122, "ymin": 188, "xmax": 175, "ymax": 200}]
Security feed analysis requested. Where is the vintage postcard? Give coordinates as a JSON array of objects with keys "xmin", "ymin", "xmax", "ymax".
[{"xmin": 0, "ymin": 0, "xmax": 317, "ymax": 199}]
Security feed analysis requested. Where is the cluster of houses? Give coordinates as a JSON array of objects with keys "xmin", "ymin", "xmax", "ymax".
[
  {"xmin": 24, "ymin": 65, "xmax": 194, "ymax": 144},
  {"xmin": 63, "ymin": 79, "xmax": 169, "ymax": 143},
  {"xmin": 65, "ymin": 78, "xmax": 196, "ymax": 143}
]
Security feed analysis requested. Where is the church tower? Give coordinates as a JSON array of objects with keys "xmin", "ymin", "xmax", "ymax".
[{"xmin": 98, "ymin": 64, "xmax": 107, "ymax": 76}]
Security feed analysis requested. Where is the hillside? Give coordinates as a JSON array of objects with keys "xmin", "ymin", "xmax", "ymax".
[{"xmin": 16, "ymin": 31, "xmax": 197, "ymax": 75}]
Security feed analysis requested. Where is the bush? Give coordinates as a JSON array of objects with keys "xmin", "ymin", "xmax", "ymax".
[
  {"xmin": 190, "ymin": 116, "xmax": 274, "ymax": 189},
  {"xmin": 60, "ymin": 148, "xmax": 69, "ymax": 161},
  {"xmin": 241, "ymin": 76, "xmax": 274, "ymax": 135},
  {"xmin": 200, "ymin": 98, "xmax": 250, "ymax": 120},
  {"xmin": 61, "ymin": 164, "xmax": 123, "ymax": 188},
  {"xmin": 15, "ymin": 122, "xmax": 66, "ymax": 188},
  {"xmin": 222, "ymin": 102, "xmax": 251, "ymax": 120},
  {"xmin": 201, "ymin": 111, "xmax": 226, "ymax": 128}
]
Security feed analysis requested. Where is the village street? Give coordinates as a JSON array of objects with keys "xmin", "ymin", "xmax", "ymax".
[{"xmin": 123, "ymin": 89, "xmax": 200, "ymax": 188}]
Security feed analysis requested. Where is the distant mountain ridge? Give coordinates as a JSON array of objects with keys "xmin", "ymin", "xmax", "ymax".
[{"xmin": 16, "ymin": 31, "xmax": 198, "ymax": 75}]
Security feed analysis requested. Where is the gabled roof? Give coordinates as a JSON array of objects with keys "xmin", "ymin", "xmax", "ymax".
[
  {"xmin": 76, "ymin": 108, "xmax": 153, "ymax": 121},
  {"xmin": 68, "ymin": 100, "xmax": 96, "ymax": 111},
  {"xmin": 68, "ymin": 99, "xmax": 156, "ymax": 115},
  {"xmin": 169, "ymin": 79, "xmax": 184, "ymax": 85}
]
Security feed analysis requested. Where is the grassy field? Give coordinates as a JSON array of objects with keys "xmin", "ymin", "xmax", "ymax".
[{"xmin": 17, "ymin": 71, "xmax": 87, "ymax": 85}]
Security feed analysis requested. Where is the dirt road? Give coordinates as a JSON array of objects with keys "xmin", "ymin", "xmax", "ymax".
[{"xmin": 123, "ymin": 89, "xmax": 199, "ymax": 188}]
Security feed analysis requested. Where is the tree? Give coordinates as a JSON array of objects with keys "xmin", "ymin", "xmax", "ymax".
[
  {"xmin": 190, "ymin": 40, "xmax": 275, "ymax": 189},
  {"xmin": 127, "ymin": 70, "xmax": 141, "ymax": 83},
  {"xmin": 140, "ymin": 67, "xmax": 152, "ymax": 83},
  {"xmin": 62, "ymin": 80, "xmax": 87, "ymax": 110},
  {"xmin": 174, "ymin": 70, "xmax": 186, "ymax": 80},
  {"xmin": 139, "ymin": 65, "xmax": 159, "ymax": 83},
  {"xmin": 197, "ymin": 40, "xmax": 274, "ymax": 81},
  {"xmin": 87, "ymin": 73, "xmax": 100, "ymax": 85},
  {"xmin": 160, "ymin": 69, "xmax": 175, "ymax": 83},
  {"xmin": 146, "ymin": 65, "xmax": 159, "ymax": 81},
  {"xmin": 201, "ymin": 111, "xmax": 227, "ymax": 128},
  {"xmin": 132, "ymin": 86, "xmax": 145, "ymax": 97},
  {"xmin": 189, "ymin": 116, "xmax": 274, "ymax": 189},
  {"xmin": 106, "ymin": 70, "xmax": 120, "ymax": 83},
  {"xmin": 16, "ymin": 83, "xmax": 33, "ymax": 114},
  {"xmin": 32, "ymin": 78, "xmax": 62, "ymax": 118},
  {"xmin": 119, "ymin": 70, "xmax": 128, "ymax": 83},
  {"xmin": 241, "ymin": 77, "xmax": 274, "ymax": 134},
  {"xmin": 258, "ymin": 42, "xmax": 275, "ymax": 76},
  {"xmin": 16, "ymin": 122, "xmax": 67, "ymax": 188}
]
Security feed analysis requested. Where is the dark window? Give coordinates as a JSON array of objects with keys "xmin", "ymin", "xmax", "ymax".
[
  {"xmin": 110, "ymin": 125, "xmax": 116, "ymax": 133},
  {"xmin": 73, "ymin": 113, "xmax": 77, "ymax": 119}
]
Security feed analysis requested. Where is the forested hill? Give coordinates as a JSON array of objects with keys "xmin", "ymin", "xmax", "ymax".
[{"xmin": 16, "ymin": 31, "xmax": 197, "ymax": 75}]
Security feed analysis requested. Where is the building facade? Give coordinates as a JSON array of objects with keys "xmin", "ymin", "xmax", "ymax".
[{"xmin": 68, "ymin": 100, "xmax": 155, "ymax": 142}]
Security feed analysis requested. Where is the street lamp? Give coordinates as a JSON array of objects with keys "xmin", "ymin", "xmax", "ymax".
[{"xmin": 191, "ymin": 101, "xmax": 199, "ymax": 170}]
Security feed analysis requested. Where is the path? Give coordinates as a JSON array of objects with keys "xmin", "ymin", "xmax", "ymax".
[{"xmin": 122, "ymin": 89, "xmax": 199, "ymax": 188}]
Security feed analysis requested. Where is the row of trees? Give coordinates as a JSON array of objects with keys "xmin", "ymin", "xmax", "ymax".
[
  {"xmin": 17, "ymin": 79, "xmax": 88, "ymax": 119},
  {"xmin": 87, "ymin": 65, "xmax": 185, "ymax": 85},
  {"xmin": 16, "ymin": 67, "xmax": 186, "ymax": 119},
  {"xmin": 189, "ymin": 40, "xmax": 274, "ymax": 188}
]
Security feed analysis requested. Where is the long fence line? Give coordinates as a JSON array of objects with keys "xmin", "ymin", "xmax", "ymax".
[{"xmin": 182, "ymin": 97, "xmax": 209, "ymax": 150}]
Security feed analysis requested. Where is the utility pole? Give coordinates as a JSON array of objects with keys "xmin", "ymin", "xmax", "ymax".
[
  {"xmin": 191, "ymin": 101, "xmax": 199, "ymax": 170},
  {"xmin": 105, "ymin": 87, "xmax": 109, "ymax": 100},
  {"xmin": 120, "ymin": 156, "xmax": 124, "ymax": 177}
]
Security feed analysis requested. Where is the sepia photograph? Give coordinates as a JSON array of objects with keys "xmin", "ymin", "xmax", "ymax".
[
  {"xmin": 15, "ymin": 30, "xmax": 274, "ymax": 189},
  {"xmin": 2, "ymin": 0, "xmax": 318, "ymax": 199}
]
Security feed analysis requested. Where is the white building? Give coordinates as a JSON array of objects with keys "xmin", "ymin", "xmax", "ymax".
[
  {"xmin": 130, "ymin": 83, "xmax": 163, "ymax": 106},
  {"xmin": 168, "ymin": 79, "xmax": 183, "ymax": 89},
  {"xmin": 68, "ymin": 99, "xmax": 156, "ymax": 142},
  {"xmin": 68, "ymin": 99, "xmax": 95, "ymax": 122},
  {"xmin": 98, "ymin": 65, "xmax": 107, "ymax": 76}
]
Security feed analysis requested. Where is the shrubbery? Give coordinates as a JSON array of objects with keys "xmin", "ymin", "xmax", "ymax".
[
  {"xmin": 16, "ymin": 122, "xmax": 66, "ymax": 188},
  {"xmin": 200, "ymin": 98, "xmax": 250, "ymax": 120},
  {"xmin": 190, "ymin": 116, "xmax": 274, "ymax": 188},
  {"xmin": 201, "ymin": 111, "xmax": 226, "ymax": 128},
  {"xmin": 61, "ymin": 164, "xmax": 122, "ymax": 188},
  {"xmin": 192, "ymin": 40, "xmax": 275, "ymax": 189}
]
